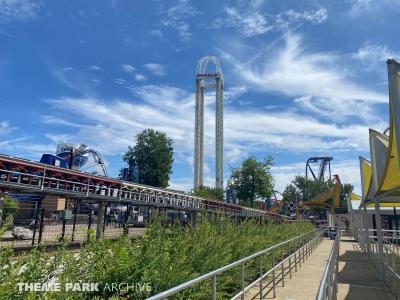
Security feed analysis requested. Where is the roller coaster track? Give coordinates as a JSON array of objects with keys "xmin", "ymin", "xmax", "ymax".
[{"xmin": 0, "ymin": 154, "xmax": 289, "ymax": 221}]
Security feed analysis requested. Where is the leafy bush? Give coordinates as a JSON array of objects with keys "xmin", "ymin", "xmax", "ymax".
[{"xmin": 0, "ymin": 214, "xmax": 313, "ymax": 299}]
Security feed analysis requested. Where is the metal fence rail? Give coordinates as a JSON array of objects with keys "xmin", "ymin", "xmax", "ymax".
[
  {"xmin": 316, "ymin": 227, "xmax": 340, "ymax": 300},
  {"xmin": 147, "ymin": 228, "xmax": 324, "ymax": 300},
  {"xmin": 356, "ymin": 228, "xmax": 400, "ymax": 295},
  {"xmin": 0, "ymin": 199, "xmax": 147, "ymax": 248},
  {"xmin": 0, "ymin": 154, "xmax": 290, "ymax": 220}
]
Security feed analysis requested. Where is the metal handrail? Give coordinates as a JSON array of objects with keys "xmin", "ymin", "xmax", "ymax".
[
  {"xmin": 0, "ymin": 167, "xmax": 290, "ymax": 219},
  {"xmin": 365, "ymin": 234, "xmax": 400, "ymax": 279},
  {"xmin": 147, "ymin": 228, "xmax": 324, "ymax": 300},
  {"xmin": 354, "ymin": 227, "xmax": 400, "ymax": 295},
  {"xmin": 316, "ymin": 226, "xmax": 340, "ymax": 300}
]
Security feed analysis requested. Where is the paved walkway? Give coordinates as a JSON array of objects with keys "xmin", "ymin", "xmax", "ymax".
[
  {"xmin": 244, "ymin": 239, "xmax": 333, "ymax": 300},
  {"xmin": 244, "ymin": 236, "xmax": 398, "ymax": 300},
  {"xmin": 337, "ymin": 237, "xmax": 395, "ymax": 300}
]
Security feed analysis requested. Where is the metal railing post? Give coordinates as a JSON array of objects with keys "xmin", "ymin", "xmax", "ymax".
[
  {"xmin": 211, "ymin": 275, "xmax": 216, "ymax": 300},
  {"xmin": 259, "ymin": 255, "xmax": 263, "ymax": 299},
  {"xmin": 306, "ymin": 236, "xmax": 309, "ymax": 259},
  {"xmin": 298, "ymin": 236, "xmax": 302, "ymax": 267},
  {"xmin": 38, "ymin": 208, "xmax": 45, "ymax": 244},
  {"xmin": 281, "ymin": 243, "xmax": 285, "ymax": 286},
  {"xmin": 61, "ymin": 198, "xmax": 68, "ymax": 241},
  {"xmin": 272, "ymin": 247, "xmax": 276, "ymax": 298},
  {"xmin": 295, "ymin": 237, "xmax": 298, "ymax": 272},
  {"xmin": 87, "ymin": 210, "xmax": 93, "ymax": 242},
  {"xmin": 241, "ymin": 263, "xmax": 245, "ymax": 300},
  {"xmin": 289, "ymin": 240, "xmax": 292, "ymax": 279},
  {"xmin": 31, "ymin": 199, "xmax": 42, "ymax": 246},
  {"xmin": 71, "ymin": 200, "xmax": 80, "ymax": 243}
]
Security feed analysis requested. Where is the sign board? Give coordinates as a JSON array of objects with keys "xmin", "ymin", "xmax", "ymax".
[{"xmin": 63, "ymin": 209, "xmax": 73, "ymax": 220}]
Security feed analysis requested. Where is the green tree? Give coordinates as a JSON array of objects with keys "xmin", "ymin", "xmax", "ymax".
[
  {"xmin": 227, "ymin": 156, "xmax": 274, "ymax": 208},
  {"xmin": 193, "ymin": 186, "xmax": 224, "ymax": 201},
  {"xmin": 0, "ymin": 196, "xmax": 18, "ymax": 237},
  {"xmin": 123, "ymin": 129, "xmax": 174, "ymax": 188},
  {"xmin": 340, "ymin": 183, "xmax": 354, "ymax": 212},
  {"xmin": 282, "ymin": 184, "xmax": 300, "ymax": 202},
  {"xmin": 289, "ymin": 175, "xmax": 333, "ymax": 201}
]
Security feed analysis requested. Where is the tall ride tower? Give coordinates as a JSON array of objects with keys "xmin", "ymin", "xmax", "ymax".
[{"xmin": 194, "ymin": 56, "xmax": 224, "ymax": 190}]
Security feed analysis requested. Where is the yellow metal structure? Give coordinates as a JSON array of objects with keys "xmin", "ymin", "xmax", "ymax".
[
  {"xmin": 349, "ymin": 193, "xmax": 361, "ymax": 201},
  {"xmin": 302, "ymin": 175, "xmax": 341, "ymax": 209},
  {"xmin": 358, "ymin": 60, "xmax": 400, "ymax": 206}
]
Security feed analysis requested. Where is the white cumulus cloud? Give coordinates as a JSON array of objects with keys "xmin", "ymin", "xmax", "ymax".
[
  {"xmin": 0, "ymin": 0, "xmax": 42, "ymax": 22},
  {"xmin": 144, "ymin": 63, "xmax": 168, "ymax": 76},
  {"xmin": 219, "ymin": 32, "xmax": 387, "ymax": 123},
  {"xmin": 121, "ymin": 64, "xmax": 136, "ymax": 73}
]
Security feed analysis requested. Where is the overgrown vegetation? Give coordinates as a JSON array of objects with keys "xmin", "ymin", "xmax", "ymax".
[
  {"xmin": 0, "ymin": 196, "xmax": 18, "ymax": 237},
  {"xmin": 192, "ymin": 186, "xmax": 224, "ymax": 201},
  {"xmin": 0, "ymin": 215, "xmax": 313, "ymax": 299}
]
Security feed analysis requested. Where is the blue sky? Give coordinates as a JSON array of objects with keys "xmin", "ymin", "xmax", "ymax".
[{"xmin": 0, "ymin": 0, "xmax": 399, "ymax": 194}]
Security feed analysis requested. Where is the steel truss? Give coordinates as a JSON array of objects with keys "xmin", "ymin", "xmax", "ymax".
[{"xmin": 0, "ymin": 154, "xmax": 288, "ymax": 220}]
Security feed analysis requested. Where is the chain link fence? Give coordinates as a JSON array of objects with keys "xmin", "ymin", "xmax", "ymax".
[{"xmin": 0, "ymin": 195, "xmax": 146, "ymax": 249}]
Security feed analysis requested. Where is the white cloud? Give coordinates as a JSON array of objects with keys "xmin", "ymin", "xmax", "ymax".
[
  {"xmin": 41, "ymin": 115, "xmax": 86, "ymax": 128},
  {"xmin": 349, "ymin": 0, "xmax": 372, "ymax": 11},
  {"xmin": 168, "ymin": 175, "xmax": 215, "ymax": 192},
  {"xmin": 44, "ymin": 133, "xmax": 73, "ymax": 143},
  {"xmin": 353, "ymin": 42, "xmax": 400, "ymax": 70},
  {"xmin": 0, "ymin": 121, "xmax": 11, "ymax": 135},
  {"xmin": 220, "ymin": 32, "xmax": 387, "ymax": 122},
  {"xmin": 0, "ymin": 0, "xmax": 42, "ymax": 22},
  {"xmin": 88, "ymin": 65, "xmax": 102, "ymax": 71},
  {"xmin": 347, "ymin": 0, "xmax": 400, "ymax": 16},
  {"xmin": 271, "ymin": 162, "xmax": 304, "ymax": 194},
  {"xmin": 114, "ymin": 78, "xmax": 127, "ymax": 86},
  {"xmin": 0, "ymin": 136, "xmax": 56, "ymax": 158},
  {"xmin": 144, "ymin": 63, "xmax": 167, "ymax": 76},
  {"xmin": 121, "ymin": 64, "xmax": 135, "ymax": 73},
  {"xmin": 149, "ymin": 29, "xmax": 163, "ymax": 37},
  {"xmin": 213, "ymin": 6, "xmax": 328, "ymax": 37},
  {"xmin": 41, "ymin": 83, "xmax": 378, "ymax": 191},
  {"xmin": 214, "ymin": 6, "xmax": 272, "ymax": 37},
  {"xmin": 278, "ymin": 8, "xmax": 328, "ymax": 26},
  {"xmin": 48, "ymin": 64, "xmax": 96, "ymax": 96},
  {"xmin": 120, "ymin": 64, "xmax": 147, "ymax": 81},
  {"xmin": 160, "ymin": 0, "xmax": 200, "ymax": 42},
  {"xmin": 134, "ymin": 73, "xmax": 147, "ymax": 81},
  {"xmin": 294, "ymin": 96, "xmax": 376, "ymax": 122}
]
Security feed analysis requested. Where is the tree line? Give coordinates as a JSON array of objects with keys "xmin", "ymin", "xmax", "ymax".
[{"xmin": 122, "ymin": 128, "xmax": 352, "ymax": 211}]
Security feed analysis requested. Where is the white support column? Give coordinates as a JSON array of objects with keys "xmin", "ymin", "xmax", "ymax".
[
  {"xmin": 350, "ymin": 208, "xmax": 356, "ymax": 238},
  {"xmin": 374, "ymin": 199, "xmax": 385, "ymax": 280},
  {"xmin": 194, "ymin": 79, "xmax": 204, "ymax": 190},
  {"xmin": 215, "ymin": 77, "xmax": 223, "ymax": 191},
  {"xmin": 363, "ymin": 204, "xmax": 370, "ymax": 255},
  {"xmin": 327, "ymin": 209, "xmax": 335, "ymax": 227},
  {"xmin": 359, "ymin": 206, "xmax": 365, "ymax": 251}
]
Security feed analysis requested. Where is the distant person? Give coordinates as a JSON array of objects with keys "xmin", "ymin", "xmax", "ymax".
[
  {"xmin": 114, "ymin": 212, "xmax": 119, "ymax": 227},
  {"xmin": 50, "ymin": 212, "xmax": 56, "ymax": 224}
]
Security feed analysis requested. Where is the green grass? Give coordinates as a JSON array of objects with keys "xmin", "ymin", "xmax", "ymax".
[{"xmin": 0, "ymin": 214, "xmax": 314, "ymax": 299}]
